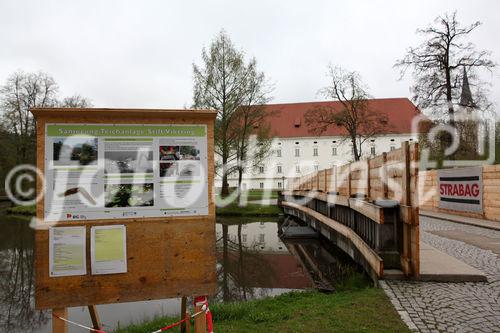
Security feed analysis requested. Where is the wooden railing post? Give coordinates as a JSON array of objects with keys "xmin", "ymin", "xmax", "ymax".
[
  {"xmin": 382, "ymin": 152, "xmax": 388, "ymax": 199},
  {"xmin": 366, "ymin": 158, "xmax": 371, "ymax": 200},
  {"xmin": 348, "ymin": 164, "xmax": 352, "ymax": 197}
]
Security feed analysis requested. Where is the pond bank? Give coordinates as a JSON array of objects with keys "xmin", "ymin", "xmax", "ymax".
[{"xmin": 114, "ymin": 288, "xmax": 410, "ymax": 333}]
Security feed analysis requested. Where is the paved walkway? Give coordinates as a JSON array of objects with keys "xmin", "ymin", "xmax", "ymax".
[{"xmin": 381, "ymin": 216, "xmax": 500, "ymax": 333}]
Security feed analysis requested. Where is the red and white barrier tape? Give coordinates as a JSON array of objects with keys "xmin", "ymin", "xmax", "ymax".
[
  {"xmin": 53, "ymin": 309, "xmax": 206, "ymax": 333},
  {"xmin": 52, "ymin": 314, "xmax": 106, "ymax": 333}
]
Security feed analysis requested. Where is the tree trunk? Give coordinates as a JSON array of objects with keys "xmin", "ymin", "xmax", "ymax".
[{"xmin": 351, "ymin": 136, "xmax": 360, "ymax": 161}]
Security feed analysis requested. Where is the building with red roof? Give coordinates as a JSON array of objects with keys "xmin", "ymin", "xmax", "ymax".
[{"xmin": 219, "ymin": 98, "xmax": 421, "ymax": 190}]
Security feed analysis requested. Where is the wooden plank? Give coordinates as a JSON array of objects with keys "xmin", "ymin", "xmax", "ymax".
[
  {"xmin": 348, "ymin": 198, "xmax": 384, "ymax": 224},
  {"xmin": 281, "ymin": 201, "xmax": 383, "ymax": 277}
]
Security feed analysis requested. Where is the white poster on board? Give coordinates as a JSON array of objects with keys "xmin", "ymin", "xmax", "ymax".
[
  {"xmin": 49, "ymin": 226, "xmax": 86, "ymax": 277},
  {"xmin": 91, "ymin": 225, "xmax": 127, "ymax": 275},
  {"xmin": 43, "ymin": 124, "xmax": 209, "ymax": 221}
]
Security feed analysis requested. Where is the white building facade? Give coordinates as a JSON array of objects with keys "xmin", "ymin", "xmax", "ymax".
[{"xmin": 216, "ymin": 98, "xmax": 421, "ymax": 190}]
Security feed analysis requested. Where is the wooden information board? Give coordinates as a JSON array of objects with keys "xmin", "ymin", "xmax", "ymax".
[{"xmin": 31, "ymin": 108, "xmax": 217, "ymax": 311}]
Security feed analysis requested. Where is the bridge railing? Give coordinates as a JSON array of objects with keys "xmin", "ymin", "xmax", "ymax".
[{"xmin": 282, "ymin": 141, "xmax": 420, "ymax": 278}]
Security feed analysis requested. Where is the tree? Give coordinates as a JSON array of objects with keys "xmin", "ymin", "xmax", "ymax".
[
  {"xmin": 60, "ymin": 94, "xmax": 92, "ymax": 108},
  {"xmin": 305, "ymin": 66, "xmax": 388, "ymax": 161},
  {"xmin": 231, "ymin": 61, "xmax": 273, "ymax": 194},
  {"xmin": 0, "ymin": 71, "xmax": 59, "ymax": 164},
  {"xmin": 192, "ymin": 31, "xmax": 272, "ymax": 196},
  {"xmin": 395, "ymin": 12, "xmax": 495, "ymax": 124}
]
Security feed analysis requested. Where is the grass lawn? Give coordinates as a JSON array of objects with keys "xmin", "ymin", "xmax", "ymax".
[
  {"xmin": 114, "ymin": 289, "xmax": 410, "ymax": 333},
  {"xmin": 6, "ymin": 204, "xmax": 35, "ymax": 215},
  {"xmin": 216, "ymin": 203, "xmax": 281, "ymax": 217},
  {"xmin": 216, "ymin": 189, "xmax": 279, "ymax": 202}
]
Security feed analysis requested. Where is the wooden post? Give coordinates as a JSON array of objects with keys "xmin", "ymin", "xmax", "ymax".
[
  {"xmin": 366, "ymin": 158, "xmax": 371, "ymax": 200},
  {"xmin": 194, "ymin": 303, "xmax": 206, "ymax": 333},
  {"xmin": 348, "ymin": 164, "xmax": 352, "ymax": 197},
  {"xmin": 333, "ymin": 165, "xmax": 337, "ymax": 193},
  {"xmin": 52, "ymin": 308, "xmax": 68, "ymax": 333},
  {"xmin": 88, "ymin": 305, "xmax": 101, "ymax": 332},
  {"xmin": 185, "ymin": 311, "xmax": 191, "ymax": 333},
  {"xmin": 181, "ymin": 297, "xmax": 187, "ymax": 333},
  {"xmin": 400, "ymin": 141, "xmax": 412, "ymax": 276},
  {"xmin": 382, "ymin": 152, "xmax": 388, "ymax": 199}
]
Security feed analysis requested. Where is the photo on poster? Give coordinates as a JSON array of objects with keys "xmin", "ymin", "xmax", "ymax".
[
  {"xmin": 159, "ymin": 146, "xmax": 180, "ymax": 161},
  {"xmin": 159, "ymin": 162, "xmax": 177, "ymax": 177},
  {"xmin": 105, "ymin": 183, "xmax": 154, "ymax": 208},
  {"xmin": 179, "ymin": 146, "xmax": 200, "ymax": 160},
  {"xmin": 105, "ymin": 149, "xmax": 153, "ymax": 174},
  {"xmin": 53, "ymin": 137, "xmax": 98, "ymax": 166},
  {"xmin": 55, "ymin": 184, "xmax": 100, "ymax": 207},
  {"xmin": 178, "ymin": 162, "xmax": 200, "ymax": 177}
]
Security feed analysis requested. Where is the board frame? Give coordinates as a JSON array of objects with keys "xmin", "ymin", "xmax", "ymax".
[{"xmin": 31, "ymin": 108, "xmax": 217, "ymax": 310}]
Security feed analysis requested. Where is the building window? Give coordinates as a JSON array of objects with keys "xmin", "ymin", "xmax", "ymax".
[
  {"xmin": 332, "ymin": 147, "xmax": 337, "ymax": 156},
  {"xmin": 278, "ymin": 182, "xmax": 282, "ymax": 188},
  {"xmin": 313, "ymin": 148, "xmax": 318, "ymax": 156},
  {"xmin": 314, "ymin": 165, "xmax": 319, "ymax": 171},
  {"xmin": 295, "ymin": 165, "xmax": 300, "ymax": 173},
  {"xmin": 259, "ymin": 166, "xmax": 264, "ymax": 174},
  {"xmin": 259, "ymin": 234, "xmax": 265, "ymax": 243},
  {"xmin": 371, "ymin": 146, "xmax": 376, "ymax": 156},
  {"xmin": 390, "ymin": 146, "xmax": 395, "ymax": 151},
  {"xmin": 259, "ymin": 182, "xmax": 264, "ymax": 189},
  {"xmin": 277, "ymin": 165, "xmax": 282, "ymax": 173},
  {"xmin": 276, "ymin": 149, "xmax": 282, "ymax": 157},
  {"xmin": 295, "ymin": 148, "xmax": 300, "ymax": 157},
  {"xmin": 242, "ymin": 234, "xmax": 247, "ymax": 242}
]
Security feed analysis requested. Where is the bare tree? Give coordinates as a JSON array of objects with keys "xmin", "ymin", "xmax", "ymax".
[
  {"xmin": 305, "ymin": 66, "xmax": 388, "ymax": 161},
  {"xmin": 60, "ymin": 94, "xmax": 93, "ymax": 108},
  {"xmin": 0, "ymin": 71, "xmax": 59, "ymax": 164},
  {"xmin": 395, "ymin": 12, "xmax": 495, "ymax": 124},
  {"xmin": 192, "ymin": 30, "xmax": 271, "ymax": 196}
]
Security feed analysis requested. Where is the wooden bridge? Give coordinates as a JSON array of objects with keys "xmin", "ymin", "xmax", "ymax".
[{"xmin": 278, "ymin": 142, "xmax": 420, "ymax": 280}]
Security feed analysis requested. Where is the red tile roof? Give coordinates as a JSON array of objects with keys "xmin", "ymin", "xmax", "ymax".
[{"xmin": 261, "ymin": 98, "xmax": 421, "ymax": 138}]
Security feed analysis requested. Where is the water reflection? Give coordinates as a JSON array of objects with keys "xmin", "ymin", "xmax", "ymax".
[
  {"xmin": 0, "ymin": 215, "xmax": 359, "ymax": 332},
  {"xmin": 0, "ymin": 215, "xmax": 49, "ymax": 332},
  {"xmin": 215, "ymin": 221, "xmax": 311, "ymax": 302}
]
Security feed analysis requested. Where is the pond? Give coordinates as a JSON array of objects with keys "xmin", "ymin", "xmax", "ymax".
[{"xmin": 0, "ymin": 213, "xmax": 362, "ymax": 332}]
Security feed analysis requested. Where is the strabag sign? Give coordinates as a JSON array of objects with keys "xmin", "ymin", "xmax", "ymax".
[{"xmin": 438, "ymin": 166, "xmax": 483, "ymax": 213}]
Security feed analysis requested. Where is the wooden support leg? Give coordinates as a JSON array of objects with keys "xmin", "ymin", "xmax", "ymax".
[
  {"xmin": 52, "ymin": 308, "xmax": 68, "ymax": 333},
  {"xmin": 181, "ymin": 297, "xmax": 187, "ymax": 333},
  {"xmin": 88, "ymin": 305, "xmax": 101, "ymax": 332},
  {"xmin": 185, "ymin": 311, "xmax": 191, "ymax": 333},
  {"xmin": 194, "ymin": 304, "xmax": 206, "ymax": 333}
]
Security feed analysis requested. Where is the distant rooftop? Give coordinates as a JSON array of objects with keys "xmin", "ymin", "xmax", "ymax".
[{"xmin": 259, "ymin": 98, "xmax": 421, "ymax": 138}]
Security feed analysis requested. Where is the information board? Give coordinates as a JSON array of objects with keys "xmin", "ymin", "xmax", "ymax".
[
  {"xmin": 32, "ymin": 108, "xmax": 217, "ymax": 311},
  {"xmin": 44, "ymin": 123, "xmax": 209, "ymax": 221}
]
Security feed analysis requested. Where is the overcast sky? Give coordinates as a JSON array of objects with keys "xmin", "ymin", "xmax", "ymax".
[{"xmin": 1, "ymin": 0, "xmax": 499, "ymax": 111}]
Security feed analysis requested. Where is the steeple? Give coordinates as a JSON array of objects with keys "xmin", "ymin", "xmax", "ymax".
[{"xmin": 459, "ymin": 67, "xmax": 475, "ymax": 108}]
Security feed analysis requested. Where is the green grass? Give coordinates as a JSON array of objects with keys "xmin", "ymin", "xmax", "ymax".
[
  {"xmin": 114, "ymin": 288, "xmax": 410, "ymax": 333},
  {"xmin": 216, "ymin": 203, "xmax": 281, "ymax": 217},
  {"xmin": 217, "ymin": 189, "xmax": 279, "ymax": 201},
  {"xmin": 6, "ymin": 204, "xmax": 35, "ymax": 215}
]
